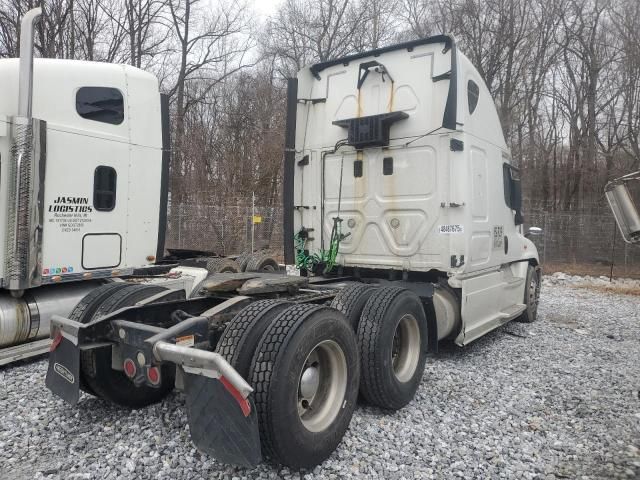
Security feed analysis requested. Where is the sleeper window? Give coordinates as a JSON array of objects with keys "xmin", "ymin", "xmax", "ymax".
[
  {"xmin": 468, "ymin": 80, "xmax": 479, "ymax": 115},
  {"xmin": 76, "ymin": 87, "xmax": 124, "ymax": 125}
]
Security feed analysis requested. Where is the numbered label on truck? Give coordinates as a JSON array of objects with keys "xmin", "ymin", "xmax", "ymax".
[{"xmin": 438, "ymin": 224, "xmax": 464, "ymax": 234}]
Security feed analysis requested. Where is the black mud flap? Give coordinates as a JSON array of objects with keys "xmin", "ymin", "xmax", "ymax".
[
  {"xmin": 183, "ymin": 372, "xmax": 261, "ymax": 468},
  {"xmin": 45, "ymin": 336, "xmax": 81, "ymax": 406}
]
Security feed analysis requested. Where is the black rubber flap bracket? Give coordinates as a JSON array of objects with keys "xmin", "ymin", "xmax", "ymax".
[
  {"xmin": 333, "ymin": 111, "xmax": 409, "ymax": 149},
  {"xmin": 184, "ymin": 370, "xmax": 261, "ymax": 467}
]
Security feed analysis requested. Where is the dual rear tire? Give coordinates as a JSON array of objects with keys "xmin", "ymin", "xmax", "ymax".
[
  {"xmin": 217, "ymin": 302, "xmax": 360, "ymax": 469},
  {"xmin": 357, "ymin": 287, "xmax": 428, "ymax": 410},
  {"xmin": 71, "ymin": 283, "xmax": 176, "ymax": 408},
  {"xmin": 332, "ymin": 284, "xmax": 428, "ymax": 409},
  {"xmin": 216, "ymin": 285, "xmax": 428, "ymax": 468}
]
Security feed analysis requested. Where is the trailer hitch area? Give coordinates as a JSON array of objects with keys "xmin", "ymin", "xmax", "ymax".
[{"xmin": 153, "ymin": 341, "xmax": 262, "ymax": 468}]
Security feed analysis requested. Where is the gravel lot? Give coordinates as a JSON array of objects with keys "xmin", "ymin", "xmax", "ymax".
[{"xmin": 1, "ymin": 279, "xmax": 639, "ymax": 479}]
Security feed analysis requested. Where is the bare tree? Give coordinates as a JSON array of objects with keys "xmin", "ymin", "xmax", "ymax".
[
  {"xmin": 164, "ymin": 0, "xmax": 252, "ymax": 202},
  {"xmin": 264, "ymin": 0, "xmax": 368, "ymax": 77}
]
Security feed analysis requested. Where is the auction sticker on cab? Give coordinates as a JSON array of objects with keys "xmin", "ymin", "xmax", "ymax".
[{"xmin": 438, "ymin": 224, "xmax": 464, "ymax": 234}]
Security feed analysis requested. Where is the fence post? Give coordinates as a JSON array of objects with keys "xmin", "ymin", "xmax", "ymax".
[
  {"xmin": 178, "ymin": 204, "xmax": 183, "ymax": 247},
  {"xmin": 543, "ymin": 213, "xmax": 548, "ymax": 265},
  {"xmin": 251, "ymin": 192, "xmax": 255, "ymax": 254}
]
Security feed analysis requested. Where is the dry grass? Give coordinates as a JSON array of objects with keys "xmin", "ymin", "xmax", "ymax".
[
  {"xmin": 542, "ymin": 262, "xmax": 640, "ymax": 279},
  {"xmin": 573, "ymin": 283, "xmax": 640, "ymax": 296}
]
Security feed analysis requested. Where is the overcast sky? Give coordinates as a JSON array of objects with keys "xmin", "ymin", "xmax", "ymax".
[{"xmin": 252, "ymin": 0, "xmax": 282, "ymax": 18}]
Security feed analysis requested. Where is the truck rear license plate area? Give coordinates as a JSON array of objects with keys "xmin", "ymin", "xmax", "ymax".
[{"xmin": 45, "ymin": 335, "xmax": 81, "ymax": 406}]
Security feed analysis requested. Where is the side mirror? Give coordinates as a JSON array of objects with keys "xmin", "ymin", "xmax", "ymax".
[
  {"xmin": 605, "ymin": 181, "xmax": 640, "ymax": 244},
  {"xmin": 525, "ymin": 226, "xmax": 543, "ymax": 238}
]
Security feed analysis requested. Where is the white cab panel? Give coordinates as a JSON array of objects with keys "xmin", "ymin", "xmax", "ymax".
[{"xmin": 0, "ymin": 59, "xmax": 164, "ymax": 284}]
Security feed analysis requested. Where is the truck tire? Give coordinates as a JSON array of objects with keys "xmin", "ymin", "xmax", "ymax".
[
  {"xmin": 235, "ymin": 252, "xmax": 252, "ymax": 272},
  {"xmin": 90, "ymin": 284, "xmax": 166, "ymax": 320},
  {"xmin": 245, "ymin": 254, "xmax": 279, "ymax": 272},
  {"xmin": 250, "ymin": 304, "xmax": 359, "ymax": 469},
  {"xmin": 330, "ymin": 283, "xmax": 377, "ymax": 330},
  {"xmin": 69, "ymin": 282, "xmax": 130, "ymax": 395},
  {"xmin": 357, "ymin": 287, "xmax": 428, "ymax": 410},
  {"xmin": 515, "ymin": 264, "xmax": 541, "ymax": 323},
  {"xmin": 81, "ymin": 285, "xmax": 176, "ymax": 408},
  {"xmin": 216, "ymin": 299, "xmax": 290, "ymax": 380},
  {"xmin": 205, "ymin": 257, "xmax": 241, "ymax": 273},
  {"xmin": 69, "ymin": 282, "xmax": 128, "ymax": 325}
]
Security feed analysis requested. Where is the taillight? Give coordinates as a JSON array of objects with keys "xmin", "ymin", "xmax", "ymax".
[
  {"xmin": 123, "ymin": 358, "xmax": 136, "ymax": 378},
  {"xmin": 147, "ymin": 366, "xmax": 161, "ymax": 386}
]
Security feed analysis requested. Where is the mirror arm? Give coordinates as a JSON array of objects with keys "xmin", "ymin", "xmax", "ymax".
[{"xmin": 606, "ymin": 171, "xmax": 640, "ymax": 190}]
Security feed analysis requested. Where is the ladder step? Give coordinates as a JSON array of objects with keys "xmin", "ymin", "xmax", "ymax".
[
  {"xmin": 500, "ymin": 303, "xmax": 526, "ymax": 318},
  {"xmin": 506, "ymin": 277, "xmax": 525, "ymax": 286}
]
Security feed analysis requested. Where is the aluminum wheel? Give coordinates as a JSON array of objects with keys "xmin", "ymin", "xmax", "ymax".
[
  {"xmin": 297, "ymin": 340, "xmax": 348, "ymax": 433},
  {"xmin": 391, "ymin": 313, "xmax": 421, "ymax": 382}
]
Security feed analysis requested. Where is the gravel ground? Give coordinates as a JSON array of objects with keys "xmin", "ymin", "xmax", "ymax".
[{"xmin": 1, "ymin": 280, "xmax": 639, "ymax": 480}]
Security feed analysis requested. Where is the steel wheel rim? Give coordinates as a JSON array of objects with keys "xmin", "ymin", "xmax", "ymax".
[
  {"xmin": 297, "ymin": 340, "xmax": 348, "ymax": 433},
  {"xmin": 391, "ymin": 313, "xmax": 421, "ymax": 382}
]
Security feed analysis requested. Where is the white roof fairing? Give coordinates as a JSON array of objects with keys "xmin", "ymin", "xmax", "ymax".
[{"xmin": 295, "ymin": 38, "xmax": 508, "ymax": 154}]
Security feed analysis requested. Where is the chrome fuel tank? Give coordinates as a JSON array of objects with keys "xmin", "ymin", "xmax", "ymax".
[{"xmin": 0, "ymin": 280, "xmax": 103, "ymax": 347}]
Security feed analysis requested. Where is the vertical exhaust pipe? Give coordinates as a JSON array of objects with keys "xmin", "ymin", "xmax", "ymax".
[
  {"xmin": 18, "ymin": 8, "xmax": 42, "ymax": 117},
  {"xmin": 4, "ymin": 7, "xmax": 46, "ymax": 293}
]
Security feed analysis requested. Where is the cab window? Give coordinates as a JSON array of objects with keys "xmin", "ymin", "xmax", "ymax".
[
  {"xmin": 468, "ymin": 80, "xmax": 479, "ymax": 114},
  {"xmin": 503, "ymin": 163, "xmax": 523, "ymax": 225}
]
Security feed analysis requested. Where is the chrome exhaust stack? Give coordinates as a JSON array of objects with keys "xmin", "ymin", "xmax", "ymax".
[
  {"xmin": 18, "ymin": 8, "xmax": 42, "ymax": 117},
  {"xmin": 3, "ymin": 8, "xmax": 47, "ymax": 293},
  {"xmin": 605, "ymin": 171, "xmax": 640, "ymax": 244}
]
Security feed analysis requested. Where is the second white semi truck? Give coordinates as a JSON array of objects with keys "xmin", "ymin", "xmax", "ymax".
[{"xmin": 1, "ymin": 8, "xmax": 542, "ymax": 471}]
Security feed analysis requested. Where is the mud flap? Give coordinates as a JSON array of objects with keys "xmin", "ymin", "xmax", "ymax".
[
  {"xmin": 45, "ymin": 336, "xmax": 81, "ymax": 406},
  {"xmin": 183, "ymin": 371, "xmax": 261, "ymax": 467}
]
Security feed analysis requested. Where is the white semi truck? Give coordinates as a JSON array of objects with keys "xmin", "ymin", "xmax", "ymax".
[{"xmin": 3, "ymin": 8, "xmax": 542, "ymax": 470}]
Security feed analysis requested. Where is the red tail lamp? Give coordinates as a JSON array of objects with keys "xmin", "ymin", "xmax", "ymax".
[
  {"xmin": 123, "ymin": 358, "xmax": 136, "ymax": 378},
  {"xmin": 147, "ymin": 366, "xmax": 161, "ymax": 385}
]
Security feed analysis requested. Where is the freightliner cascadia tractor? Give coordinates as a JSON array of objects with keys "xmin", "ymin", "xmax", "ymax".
[{"xmin": 5, "ymin": 8, "xmax": 542, "ymax": 470}]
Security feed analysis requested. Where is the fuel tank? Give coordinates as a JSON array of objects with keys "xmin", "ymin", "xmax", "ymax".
[
  {"xmin": 0, "ymin": 280, "xmax": 103, "ymax": 347},
  {"xmin": 433, "ymin": 285, "xmax": 462, "ymax": 340}
]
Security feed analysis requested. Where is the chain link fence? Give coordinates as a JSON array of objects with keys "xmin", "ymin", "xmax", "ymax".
[
  {"xmin": 526, "ymin": 209, "xmax": 640, "ymax": 276},
  {"xmin": 165, "ymin": 202, "xmax": 283, "ymax": 257},
  {"xmin": 165, "ymin": 202, "xmax": 640, "ymax": 275}
]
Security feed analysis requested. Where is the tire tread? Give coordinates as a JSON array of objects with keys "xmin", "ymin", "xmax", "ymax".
[
  {"xmin": 216, "ymin": 299, "xmax": 289, "ymax": 378},
  {"xmin": 250, "ymin": 303, "xmax": 322, "ymax": 461},
  {"xmin": 330, "ymin": 283, "xmax": 377, "ymax": 329}
]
